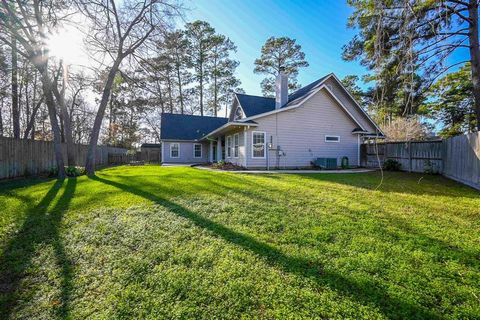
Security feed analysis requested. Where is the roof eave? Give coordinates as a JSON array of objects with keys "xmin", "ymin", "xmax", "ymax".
[{"xmin": 201, "ymin": 122, "xmax": 258, "ymax": 140}]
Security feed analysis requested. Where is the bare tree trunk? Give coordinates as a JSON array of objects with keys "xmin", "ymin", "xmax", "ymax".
[
  {"xmin": 166, "ymin": 74, "xmax": 174, "ymax": 113},
  {"xmin": 199, "ymin": 59, "xmax": 204, "ymax": 116},
  {"xmin": 156, "ymin": 80, "xmax": 165, "ymax": 113},
  {"xmin": 176, "ymin": 61, "xmax": 184, "ymax": 114},
  {"xmin": 174, "ymin": 48, "xmax": 184, "ymax": 114},
  {"xmin": 214, "ymin": 72, "xmax": 218, "ymax": 117},
  {"xmin": 0, "ymin": 99, "xmax": 3, "ymax": 137},
  {"xmin": 52, "ymin": 64, "xmax": 75, "ymax": 166},
  {"xmin": 85, "ymin": 58, "xmax": 122, "ymax": 175},
  {"xmin": 39, "ymin": 68, "xmax": 65, "ymax": 178},
  {"xmin": 213, "ymin": 52, "xmax": 218, "ymax": 117},
  {"xmin": 11, "ymin": 37, "xmax": 20, "ymax": 138},
  {"xmin": 468, "ymin": 0, "xmax": 480, "ymax": 131},
  {"xmin": 25, "ymin": 71, "xmax": 30, "ymax": 135},
  {"xmin": 23, "ymin": 98, "xmax": 43, "ymax": 139},
  {"xmin": 109, "ymin": 92, "xmax": 114, "ymax": 143},
  {"xmin": 31, "ymin": 71, "xmax": 37, "ymax": 140}
]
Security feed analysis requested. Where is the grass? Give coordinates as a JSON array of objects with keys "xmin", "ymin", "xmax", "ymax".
[{"xmin": 0, "ymin": 166, "xmax": 479, "ymax": 319}]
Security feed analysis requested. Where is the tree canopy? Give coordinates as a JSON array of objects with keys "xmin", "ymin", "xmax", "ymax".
[{"xmin": 254, "ymin": 36, "xmax": 308, "ymax": 97}]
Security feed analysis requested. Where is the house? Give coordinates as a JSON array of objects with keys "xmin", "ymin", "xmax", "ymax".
[{"xmin": 160, "ymin": 73, "xmax": 383, "ymax": 168}]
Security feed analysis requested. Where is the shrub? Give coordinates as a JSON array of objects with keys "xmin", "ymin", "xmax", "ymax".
[
  {"xmin": 65, "ymin": 166, "xmax": 86, "ymax": 177},
  {"xmin": 48, "ymin": 166, "xmax": 58, "ymax": 177},
  {"xmin": 383, "ymin": 159, "xmax": 401, "ymax": 171},
  {"xmin": 423, "ymin": 160, "xmax": 440, "ymax": 174}
]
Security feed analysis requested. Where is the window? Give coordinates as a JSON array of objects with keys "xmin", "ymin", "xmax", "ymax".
[
  {"xmin": 170, "ymin": 143, "xmax": 179, "ymax": 158},
  {"xmin": 234, "ymin": 134, "xmax": 239, "ymax": 158},
  {"xmin": 194, "ymin": 144, "xmax": 202, "ymax": 158},
  {"xmin": 226, "ymin": 136, "xmax": 232, "ymax": 157},
  {"xmin": 325, "ymin": 135, "xmax": 340, "ymax": 143},
  {"xmin": 252, "ymin": 131, "xmax": 266, "ymax": 158},
  {"xmin": 234, "ymin": 106, "xmax": 244, "ymax": 120}
]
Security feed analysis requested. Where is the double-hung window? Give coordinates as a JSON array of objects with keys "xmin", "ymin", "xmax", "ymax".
[
  {"xmin": 226, "ymin": 136, "xmax": 232, "ymax": 157},
  {"xmin": 170, "ymin": 143, "xmax": 179, "ymax": 158},
  {"xmin": 233, "ymin": 134, "xmax": 239, "ymax": 158},
  {"xmin": 252, "ymin": 131, "xmax": 266, "ymax": 158},
  {"xmin": 194, "ymin": 144, "xmax": 202, "ymax": 158}
]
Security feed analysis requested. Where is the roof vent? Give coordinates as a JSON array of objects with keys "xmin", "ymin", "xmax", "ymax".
[{"xmin": 275, "ymin": 72, "xmax": 288, "ymax": 109}]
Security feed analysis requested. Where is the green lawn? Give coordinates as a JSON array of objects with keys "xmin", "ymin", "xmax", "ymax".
[{"xmin": 0, "ymin": 166, "xmax": 479, "ymax": 319}]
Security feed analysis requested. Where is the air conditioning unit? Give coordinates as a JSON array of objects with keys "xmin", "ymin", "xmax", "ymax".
[{"xmin": 313, "ymin": 158, "xmax": 337, "ymax": 169}]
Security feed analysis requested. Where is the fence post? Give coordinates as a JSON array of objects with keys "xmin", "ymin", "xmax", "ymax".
[{"xmin": 408, "ymin": 141, "xmax": 412, "ymax": 172}]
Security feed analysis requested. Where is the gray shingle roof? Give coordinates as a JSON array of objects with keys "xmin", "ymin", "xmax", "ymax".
[
  {"xmin": 235, "ymin": 94, "xmax": 275, "ymax": 117},
  {"xmin": 286, "ymin": 74, "xmax": 330, "ymax": 105},
  {"xmin": 235, "ymin": 74, "xmax": 331, "ymax": 117},
  {"xmin": 160, "ymin": 113, "xmax": 228, "ymax": 140}
]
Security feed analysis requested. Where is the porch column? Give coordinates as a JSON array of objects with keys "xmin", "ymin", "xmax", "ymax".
[
  {"xmin": 216, "ymin": 137, "xmax": 222, "ymax": 162},
  {"xmin": 244, "ymin": 128, "xmax": 248, "ymax": 167},
  {"xmin": 209, "ymin": 140, "xmax": 213, "ymax": 162},
  {"xmin": 357, "ymin": 134, "xmax": 361, "ymax": 166}
]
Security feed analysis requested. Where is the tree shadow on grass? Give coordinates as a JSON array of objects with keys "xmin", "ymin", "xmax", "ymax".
[
  {"xmin": 0, "ymin": 177, "xmax": 56, "ymax": 193},
  {"xmin": 0, "ymin": 178, "xmax": 76, "ymax": 319},
  {"xmin": 90, "ymin": 175, "xmax": 440, "ymax": 319},
  {"xmin": 296, "ymin": 171, "xmax": 480, "ymax": 197}
]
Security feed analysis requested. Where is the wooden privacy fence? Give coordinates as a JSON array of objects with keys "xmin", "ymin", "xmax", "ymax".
[
  {"xmin": 443, "ymin": 132, "xmax": 480, "ymax": 190},
  {"xmin": 108, "ymin": 149, "xmax": 161, "ymax": 165},
  {"xmin": 0, "ymin": 137, "xmax": 127, "ymax": 179},
  {"xmin": 361, "ymin": 132, "xmax": 480, "ymax": 190}
]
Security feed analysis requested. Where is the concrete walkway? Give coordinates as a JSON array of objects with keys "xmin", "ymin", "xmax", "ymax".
[
  {"xmin": 195, "ymin": 166, "xmax": 374, "ymax": 174},
  {"xmin": 162, "ymin": 163, "xmax": 201, "ymax": 167}
]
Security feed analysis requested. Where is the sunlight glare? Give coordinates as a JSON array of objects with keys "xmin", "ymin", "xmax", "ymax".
[{"xmin": 47, "ymin": 25, "xmax": 85, "ymax": 65}]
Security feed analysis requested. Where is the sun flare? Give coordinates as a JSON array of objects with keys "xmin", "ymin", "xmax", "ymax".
[{"xmin": 47, "ymin": 25, "xmax": 85, "ymax": 65}]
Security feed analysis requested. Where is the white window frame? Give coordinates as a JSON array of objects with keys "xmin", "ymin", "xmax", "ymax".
[
  {"xmin": 226, "ymin": 136, "xmax": 232, "ymax": 158},
  {"xmin": 325, "ymin": 135, "xmax": 340, "ymax": 143},
  {"xmin": 193, "ymin": 143, "xmax": 202, "ymax": 158},
  {"xmin": 170, "ymin": 143, "xmax": 180, "ymax": 158},
  {"xmin": 233, "ymin": 133, "xmax": 239, "ymax": 158},
  {"xmin": 251, "ymin": 131, "xmax": 266, "ymax": 159},
  {"xmin": 234, "ymin": 106, "xmax": 245, "ymax": 120}
]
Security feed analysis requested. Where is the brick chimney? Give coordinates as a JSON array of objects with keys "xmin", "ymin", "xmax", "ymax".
[{"xmin": 275, "ymin": 72, "xmax": 288, "ymax": 109}]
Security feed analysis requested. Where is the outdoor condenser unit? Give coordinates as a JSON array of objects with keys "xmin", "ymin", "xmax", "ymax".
[{"xmin": 314, "ymin": 157, "xmax": 337, "ymax": 169}]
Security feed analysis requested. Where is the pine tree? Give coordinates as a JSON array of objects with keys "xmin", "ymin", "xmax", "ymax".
[
  {"xmin": 425, "ymin": 64, "xmax": 476, "ymax": 137},
  {"xmin": 254, "ymin": 37, "xmax": 308, "ymax": 97},
  {"xmin": 208, "ymin": 35, "xmax": 239, "ymax": 116},
  {"xmin": 345, "ymin": 0, "xmax": 480, "ymax": 130},
  {"xmin": 185, "ymin": 20, "xmax": 217, "ymax": 116}
]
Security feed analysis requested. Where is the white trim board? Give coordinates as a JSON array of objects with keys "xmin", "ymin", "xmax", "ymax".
[
  {"xmin": 193, "ymin": 143, "xmax": 202, "ymax": 158},
  {"xmin": 170, "ymin": 142, "xmax": 180, "ymax": 158},
  {"xmin": 251, "ymin": 131, "xmax": 266, "ymax": 159},
  {"xmin": 237, "ymin": 84, "xmax": 366, "ymax": 131}
]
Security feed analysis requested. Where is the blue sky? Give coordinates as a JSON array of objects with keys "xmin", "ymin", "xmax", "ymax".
[{"xmin": 184, "ymin": 0, "xmax": 365, "ymax": 96}]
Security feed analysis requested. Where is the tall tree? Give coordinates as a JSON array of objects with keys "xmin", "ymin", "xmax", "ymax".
[
  {"xmin": 0, "ymin": 0, "xmax": 69, "ymax": 177},
  {"xmin": 165, "ymin": 30, "xmax": 191, "ymax": 114},
  {"xmin": 425, "ymin": 64, "xmax": 476, "ymax": 137},
  {"xmin": 0, "ymin": 45, "xmax": 7, "ymax": 137},
  {"xmin": 254, "ymin": 36, "xmax": 309, "ymax": 97},
  {"xmin": 345, "ymin": 0, "xmax": 480, "ymax": 130},
  {"xmin": 10, "ymin": 36, "xmax": 19, "ymax": 138},
  {"xmin": 52, "ymin": 62, "xmax": 75, "ymax": 165},
  {"xmin": 208, "ymin": 35, "xmax": 239, "ymax": 116},
  {"xmin": 185, "ymin": 20, "xmax": 216, "ymax": 116},
  {"xmin": 341, "ymin": 75, "xmax": 365, "ymax": 104},
  {"xmin": 77, "ymin": 0, "xmax": 181, "ymax": 175}
]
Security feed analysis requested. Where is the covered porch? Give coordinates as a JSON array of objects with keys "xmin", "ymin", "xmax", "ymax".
[{"xmin": 202, "ymin": 121, "xmax": 258, "ymax": 164}]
